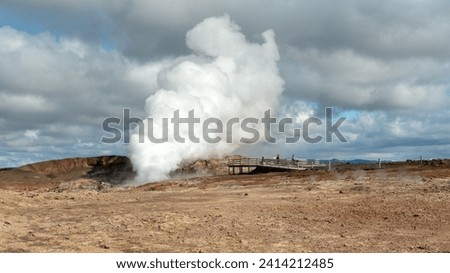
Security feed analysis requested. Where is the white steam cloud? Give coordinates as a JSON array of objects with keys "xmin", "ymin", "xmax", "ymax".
[{"xmin": 128, "ymin": 15, "xmax": 284, "ymax": 183}]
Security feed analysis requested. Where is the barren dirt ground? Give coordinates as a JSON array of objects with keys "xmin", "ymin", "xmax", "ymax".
[{"xmin": 0, "ymin": 159, "xmax": 449, "ymax": 252}]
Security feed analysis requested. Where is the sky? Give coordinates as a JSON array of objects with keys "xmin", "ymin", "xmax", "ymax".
[{"xmin": 1, "ymin": 0, "xmax": 449, "ymax": 167}]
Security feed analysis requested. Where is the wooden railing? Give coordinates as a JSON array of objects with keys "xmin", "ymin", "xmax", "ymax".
[{"xmin": 227, "ymin": 157, "xmax": 326, "ymax": 170}]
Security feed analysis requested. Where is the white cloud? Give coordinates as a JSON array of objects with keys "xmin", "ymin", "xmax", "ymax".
[
  {"xmin": 0, "ymin": 26, "xmax": 162, "ymax": 165},
  {"xmin": 24, "ymin": 130, "xmax": 40, "ymax": 141},
  {"xmin": 1, "ymin": 0, "xmax": 450, "ymax": 167},
  {"xmin": 282, "ymin": 47, "xmax": 450, "ymax": 110}
]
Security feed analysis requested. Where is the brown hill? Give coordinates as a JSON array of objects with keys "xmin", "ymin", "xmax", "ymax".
[
  {"xmin": 0, "ymin": 156, "xmax": 134, "ymax": 191},
  {"xmin": 0, "ymin": 155, "xmax": 232, "ymax": 191}
]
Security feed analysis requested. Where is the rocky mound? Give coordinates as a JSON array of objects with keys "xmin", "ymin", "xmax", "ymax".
[
  {"xmin": 0, "ymin": 156, "xmax": 134, "ymax": 191},
  {"xmin": 19, "ymin": 155, "xmax": 134, "ymax": 183},
  {"xmin": 175, "ymin": 157, "xmax": 230, "ymax": 176},
  {"xmin": 19, "ymin": 156, "xmax": 127, "ymax": 174},
  {"xmin": 0, "ymin": 155, "xmax": 233, "ymax": 191}
]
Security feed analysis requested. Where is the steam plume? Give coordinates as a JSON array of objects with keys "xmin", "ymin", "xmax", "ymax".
[{"xmin": 128, "ymin": 15, "xmax": 284, "ymax": 183}]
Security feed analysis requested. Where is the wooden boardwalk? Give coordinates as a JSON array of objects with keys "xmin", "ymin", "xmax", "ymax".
[{"xmin": 227, "ymin": 157, "xmax": 328, "ymax": 174}]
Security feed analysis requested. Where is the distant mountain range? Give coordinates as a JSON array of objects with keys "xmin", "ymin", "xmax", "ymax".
[{"xmin": 316, "ymin": 158, "xmax": 386, "ymax": 165}]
